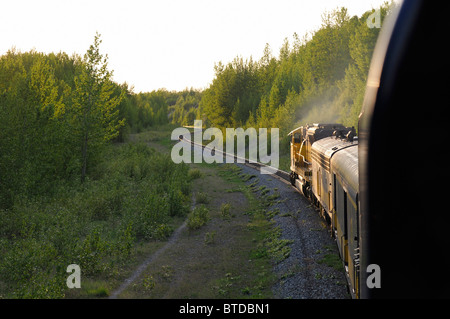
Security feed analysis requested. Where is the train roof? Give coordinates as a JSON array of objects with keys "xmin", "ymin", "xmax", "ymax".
[
  {"xmin": 311, "ymin": 136, "xmax": 358, "ymax": 159},
  {"xmin": 331, "ymin": 144, "xmax": 359, "ymax": 197},
  {"xmin": 288, "ymin": 127, "xmax": 302, "ymax": 136},
  {"xmin": 311, "ymin": 136, "xmax": 359, "ymax": 196}
]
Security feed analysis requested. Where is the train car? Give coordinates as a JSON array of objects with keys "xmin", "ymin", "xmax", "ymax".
[
  {"xmin": 309, "ymin": 132, "xmax": 356, "ymax": 218},
  {"xmin": 309, "ymin": 133, "xmax": 359, "ymax": 298},
  {"xmin": 330, "ymin": 142, "xmax": 359, "ymax": 298}
]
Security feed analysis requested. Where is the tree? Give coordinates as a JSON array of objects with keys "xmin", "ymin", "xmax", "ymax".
[{"xmin": 72, "ymin": 32, "xmax": 125, "ymax": 183}]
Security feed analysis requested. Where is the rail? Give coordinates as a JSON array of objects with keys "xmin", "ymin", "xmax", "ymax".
[{"xmin": 179, "ymin": 135, "xmax": 291, "ymax": 183}]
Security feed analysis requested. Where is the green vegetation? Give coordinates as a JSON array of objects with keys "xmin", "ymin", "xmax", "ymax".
[
  {"xmin": 317, "ymin": 245, "xmax": 344, "ymax": 271},
  {"xmin": 199, "ymin": 5, "xmax": 393, "ymax": 135},
  {"xmin": 120, "ymin": 87, "xmax": 202, "ymax": 135},
  {"xmin": 0, "ymin": 142, "xmax": 190, "ymax": 298},
  {"xmin": 220, "ymin": 203, "xmax": 232, "ymax": 220},
  {"xmin": 187, "ymin": 205, "xmax": 210, "ymax": 230},
  {"xmin": 0, "ymin": 32, "xmax": 132, "ymax": 209}
]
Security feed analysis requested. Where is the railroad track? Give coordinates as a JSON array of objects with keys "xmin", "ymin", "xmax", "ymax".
[{"xmin": 179, "ymin": 136, "xmax": 291, "ymax": 184}]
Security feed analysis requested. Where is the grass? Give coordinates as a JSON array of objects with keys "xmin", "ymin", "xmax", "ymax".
[
  {"xmin": 195, "ymin": 192, "xmax": 209, "ymax": 204},
  {"xmin": 317, "ymin": 254, "xmax": 342, "ymax": 271},
  {"xmin": 188, "ymin": 168, "xmax": 203, "ymax": 180},
  {"xmin": 317, "ymin": 245, "xmax": 343, "ymax": 271}
]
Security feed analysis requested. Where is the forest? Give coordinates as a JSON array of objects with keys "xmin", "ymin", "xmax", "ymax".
[
  {"xmin": 0, "ymin": 3, "xmax": 392, "ymax": 297},
  {"xmin": 199, "ymin": 4, "xmax": 392, "ymax": 145}
]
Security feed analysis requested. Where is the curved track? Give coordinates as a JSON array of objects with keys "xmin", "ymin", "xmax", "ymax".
[{"xmin": 180, "ymin": 136, "xmax": 291, "ymax": 184}]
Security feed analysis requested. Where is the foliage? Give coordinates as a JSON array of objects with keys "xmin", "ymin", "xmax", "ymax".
[
  {"xmin": 168, "ymin": 88, "xmax": 203, "ymax": 126},
  {"xmin": 0, "ymin": 142, "xmax": 191, "ymax": 298},
  {"xmin": 116, "ymin": 87, "xmax": 202, "ymax": 136},
  {"xmin": 0, "ymin": 33, "xmax": 126, "ymax": 207},
  {"xmin": 72, "ymin": 32, "xmax": 125, "ymax": 182},
  {"xmin": 220, "ymin": 203, "xmax": 232, "ymax": 220},
  {"xmin": 187, "ymin": 205, "xmax": 210, "ymax": 230},
  {"xmin": 199, "ymin": 3, "xmax": 395, "ymax": 143}
]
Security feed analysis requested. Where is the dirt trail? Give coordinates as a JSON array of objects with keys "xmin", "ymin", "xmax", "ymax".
[{"xmin": 109, "ymin": 220, "xmax": 187, "ymax": 299}]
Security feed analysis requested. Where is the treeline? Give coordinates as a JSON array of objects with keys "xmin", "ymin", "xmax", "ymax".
[
  {"xmin": 198, "ymin": 4, "xmax": 394, "ymax": 141},
  {"xmin": 121, "ymin": 87, "xmax": 202, "ymax": 134}
]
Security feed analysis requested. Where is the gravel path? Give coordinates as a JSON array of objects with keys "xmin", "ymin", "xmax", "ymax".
[{"xmin": 237, "ymin": 163, "xmax": 350, "ymax": 299}]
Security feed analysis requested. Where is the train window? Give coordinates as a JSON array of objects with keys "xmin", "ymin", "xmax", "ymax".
[
  {"xmin": 293, "ymin": 133, "xmax": 301, "ymax": 144},
  {"xmin": 343, "ymin": 190, "xmax": 348, "ymax": 238},
  {"xmin": 356, "ymin": 194, "xmax": 359, "ymax": 240},
  {"xmin": 317, "ymin": 169, "xmax": 321, "ymax": 196},
  {"xmin": 333, "ymin": 174, "xmax": 337, "ymax": 209}
]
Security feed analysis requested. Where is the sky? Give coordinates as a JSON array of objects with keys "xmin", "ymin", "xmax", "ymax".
[{"xmin": 1, "ymin": 0, "xmax": 391, "ymax": 93}]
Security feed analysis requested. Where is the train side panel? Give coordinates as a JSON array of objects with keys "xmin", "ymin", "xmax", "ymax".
[
  {"xmin": 310, "ymin": 136, "xmax": 359, "ymax": 297},
  {"xmin": 311, "ymin": 141, "xmax": 333, "ymax": 219},
  {"xmin": 330, "ymin": 145, "xmax": 359, "ymax": 298}
]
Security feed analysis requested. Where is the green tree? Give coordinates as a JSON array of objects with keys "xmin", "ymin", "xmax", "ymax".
[{"xmin": 72, "ymin": 32, "xmax": 125, "ymax": 183}]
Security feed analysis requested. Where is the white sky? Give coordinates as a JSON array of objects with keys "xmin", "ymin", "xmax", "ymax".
[{"xmin": 1, "ymin": 0, "xmax": 390, "ymax": 93}]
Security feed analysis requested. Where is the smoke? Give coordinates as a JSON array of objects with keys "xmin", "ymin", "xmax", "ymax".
[{"xmin": 294, "ymin": 85, "xmax": 341, "ymax": 126}]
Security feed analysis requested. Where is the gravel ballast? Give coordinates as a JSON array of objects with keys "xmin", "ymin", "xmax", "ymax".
[{"xmin": 237, "ymin": 163, "xmax": 350, "ymax": 299}]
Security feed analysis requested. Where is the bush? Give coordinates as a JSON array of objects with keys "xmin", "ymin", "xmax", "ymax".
[
  {"xmin": 168, "ymin": 188, "xmax": 189, "ymax": 217},
  {"xmin": 76, "ymin": 228, "xmax": 108, "ymax": 276},
  {"xmin": 152, "ymin": 223, "xmax": 174, "ymax": 240},
  {"xmin": 220, "ymin": 203, "xmax": 232, "ymax": 220},
  {"xmin": 187, "ymin": 205, "xmax": 210, "ymax": 230},
  {"xmin": 188, "ymin": 168, "xmax": 203, "ymax": 180},
  {"xmin": 195, "ymin": 192, "xmax": 209, "ymax": 204}
]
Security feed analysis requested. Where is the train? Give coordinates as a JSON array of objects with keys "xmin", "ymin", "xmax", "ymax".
[
  {"xmin": 288, "ymin": 0, "xmax": 450, "ymax": 299},
  {"xmin": 288, "ymin": 123, "xmax": 360, "ymax": 298}
]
